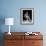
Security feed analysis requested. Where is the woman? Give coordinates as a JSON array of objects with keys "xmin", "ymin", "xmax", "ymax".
[{"xmin": 23, "ymin": 11, "xmax": 32, "ymax": 23}]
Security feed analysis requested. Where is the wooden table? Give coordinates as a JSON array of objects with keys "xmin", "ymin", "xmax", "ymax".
[{"xmin": 4, "ymin": 32, "xmax": 43, "ymax": 46}]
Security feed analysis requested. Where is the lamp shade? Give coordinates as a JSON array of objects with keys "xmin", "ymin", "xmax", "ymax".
[{"xmin": 5, "ymin": 18, "xmax": 14, "ymax": 25}]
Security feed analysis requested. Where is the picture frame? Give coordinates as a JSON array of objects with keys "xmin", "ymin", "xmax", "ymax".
[{"xmin": 20, "ymin": 8, "xmax": 34, "ymax": 25}]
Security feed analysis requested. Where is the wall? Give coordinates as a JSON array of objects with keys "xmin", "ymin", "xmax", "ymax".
[
  {"xmin": 0, "ymin": 0, "xmax": 46, "ymax": 46},
  {"xmin": 0, "ymin": 0, "xmax": 46, "ymax": 32}
]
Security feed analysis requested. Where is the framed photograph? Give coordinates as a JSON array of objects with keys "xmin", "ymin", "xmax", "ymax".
[{"xmin": 20, "ymin": 8, "xmax": 34, "ymax": 25}]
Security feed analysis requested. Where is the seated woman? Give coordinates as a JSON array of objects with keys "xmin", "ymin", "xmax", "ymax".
[{"xmin": 23, "ymin": 11, "xmax": 32, "ymax": 23}]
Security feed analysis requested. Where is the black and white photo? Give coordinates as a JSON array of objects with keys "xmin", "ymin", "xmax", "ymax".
[{"xmin": 20, "ymin": 8, "xmax": 34, "ymax": 24}]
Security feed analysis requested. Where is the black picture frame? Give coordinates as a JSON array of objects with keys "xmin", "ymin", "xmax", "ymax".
[{"xmin": 20, "ymin": 8, "xmax": 34, "ymax": 25}]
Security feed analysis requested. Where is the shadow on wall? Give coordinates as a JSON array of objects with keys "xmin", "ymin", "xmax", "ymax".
[
  {"xmin": 0, "ymin": 16, "xmax": 5, "ymax": 25},
  {"xmin": 0, "ymin": 16, "xmax": 5, "ymax": 32},
  {"xmin": 0, "ymin": 16, "xmax": 5, "ymax": 46}
]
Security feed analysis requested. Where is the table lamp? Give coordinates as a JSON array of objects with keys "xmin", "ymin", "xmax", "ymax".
[{"xmin": 5, "ymin": 18, "xmax": 14, "ymax": 35}]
